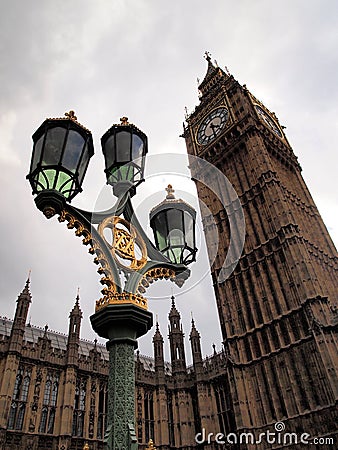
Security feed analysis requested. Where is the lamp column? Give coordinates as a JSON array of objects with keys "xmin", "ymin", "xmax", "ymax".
[{"xmin": 91, "ymin": 301, "xmax": 153, "ymax": 450}]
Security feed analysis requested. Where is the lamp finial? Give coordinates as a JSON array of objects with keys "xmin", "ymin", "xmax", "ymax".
[
  {"xmin": 120, "ymin": 116, "xmax": 129, "ymax": 125},
  {"xmin": 65, "ymin": 110, "xmax": 77, "ymax": 121},
  {"xmin": 165, "ymin": 184, "xmax": 175, "ymax": 200}
]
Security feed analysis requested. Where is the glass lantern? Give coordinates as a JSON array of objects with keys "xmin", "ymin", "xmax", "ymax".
[
  {"xmin": 101, "ymin": 117, "xmax": 147, "ymax": 196},
  {"xmin": 150, "ymin": 185, "xmax": 197, "ymax": 265},
  {"xmin": 27, "ymin": 111, "xmax": 94, "ymax": 201}
]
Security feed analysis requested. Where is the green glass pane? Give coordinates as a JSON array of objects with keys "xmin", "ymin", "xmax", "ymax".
[
  {"xmin": 37, "ymin": 169, "xmax": 57, "ymax": 190},
  {"xmin": 166, "ymin": 247, "xmax": 181, "ymax": 264},
  {"xmin": 55, "ymin": 171, "xmax": 73, "ymax": 197},
  {"xmin": 121, "ymin": 164, "xmax": 134, "ymax": 181},
  {"xmin": 109, "ymin": 164, "xmax": 134, "ymax": 183},
  {"xmin": 172, "ymin": 247, "xmax": 182, "ymax": 264},
  {"xmin": 155, "ymin": 229, "xmax": 167, "ymax": 251}
]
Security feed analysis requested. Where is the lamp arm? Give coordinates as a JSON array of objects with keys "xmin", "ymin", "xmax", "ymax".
[
  {"xmin": 58, "ymin": 201, "xmax": 123, "ymax": 294},
  {"xmin": 124, "ymin": 260, "xmax": 190, "ymax": 294}
]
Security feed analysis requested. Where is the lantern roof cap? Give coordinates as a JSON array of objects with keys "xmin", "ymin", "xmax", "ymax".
[
  {"xmin": 45, "ymin": 110, "xmax": 92, "ymax": 133},
  {"xmin": 149, "ymin": 185, "xmax": 196, "ymax": 218},
  {"xmin": 103, "ymin": 116, "xmax": 147, "ymax": 138}
]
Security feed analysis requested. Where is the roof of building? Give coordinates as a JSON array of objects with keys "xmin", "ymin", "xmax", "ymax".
[{"xmin": 0, "ymin": 317, "xmax": 171, "ymax": 373}]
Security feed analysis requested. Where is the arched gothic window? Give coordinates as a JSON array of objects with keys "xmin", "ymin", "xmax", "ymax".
[
  {"xmin": 8, "ymin": 366, "xmax": 31, "ymax": 430},
  {"xmin": 72, "ymin": 378, "xmax": 87, "ymax": 437},
  {"xmin": 144, "ymin": 391, "xmax": 154, "ymax": 444},
  {"xmin": 39, "ymin": 373, "xmax": 59, "ymax": 434}
]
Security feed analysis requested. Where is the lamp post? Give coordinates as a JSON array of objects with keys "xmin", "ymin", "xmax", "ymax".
[{"xmin": 27, "ymin": 112, "xmax": 197, "ymax": 450}]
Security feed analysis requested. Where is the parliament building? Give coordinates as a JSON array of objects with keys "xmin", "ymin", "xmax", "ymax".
[{"xmin": 0, "ymin": 57, "xmax": 337, "ymax": 449}]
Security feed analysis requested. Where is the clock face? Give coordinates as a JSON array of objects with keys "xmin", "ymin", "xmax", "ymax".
[
  {"xmin": 197, "ymin": 107, "xmax": 229, "ymax": 145},
  {"xmin": 255, "ymin": 105, "xmax": 282, "ymax": 138}
]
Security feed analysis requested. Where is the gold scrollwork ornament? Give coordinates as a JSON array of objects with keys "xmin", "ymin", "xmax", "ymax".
[{"xmin": 98, "ymin": 216, "xmax": 147, "ymax": 271}]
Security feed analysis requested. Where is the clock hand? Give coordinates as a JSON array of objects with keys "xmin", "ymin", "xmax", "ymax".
[{"xmin": 210, "ymin": 122, "xmax": 219, "ymax": 137}]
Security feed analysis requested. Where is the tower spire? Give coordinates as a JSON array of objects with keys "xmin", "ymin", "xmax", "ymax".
[
  {"xmin": 67, "ymin": 289, "xmax": 83, "ymax": 364},
  {"xmin": 70, "ymin": 288, "xmax": 82, "ymax": 316},
  {"xmin": 204, "ymin": 51, "xmax": 217, "ymax": 77},
  {"xmin": 153, "ymin": 316, "xmax": 164, "ymax": 375},
  {"xmin": 189, "ymin": 313, "xmax": 202, "ymax": 368},
  {"xmin": 197, "ymin": 51, "xmax": 229, "ymax": 97},
  {"xmin": 168, "ymin": 295, "xmax": 186, "ymax": 374},
  {"xmin": 9, "ymin": 276, "xmax": 32, "ymax": 352}
]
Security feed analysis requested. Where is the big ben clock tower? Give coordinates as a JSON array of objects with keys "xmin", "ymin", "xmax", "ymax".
[{"xmin": 183, "ymin": 54, "xmax": 338, "ymax": 445}]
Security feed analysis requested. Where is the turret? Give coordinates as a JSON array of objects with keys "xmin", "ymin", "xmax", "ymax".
[
  {"xmin": 66, "ymin": 291, "xmax": 82, "ymax": 364},
  {"xmin": 189, "ymin": 316, "xmax": 203, "ymax": 370},
  {"xmin": 9, "ymin": 276, "xmax": 32, "ymax": 352},
  {"xmin": 168, "ymin": 296, "xmax": 186, "ymax": 374},
  {"xmin": 153, "ymin": 321, "xmax": 165, "ymax": 373}
]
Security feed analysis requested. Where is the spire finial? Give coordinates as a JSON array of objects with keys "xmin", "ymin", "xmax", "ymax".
[
  {"xmin": 21, "ymin": 273, "xmax": 32, "ymax": 297},
  {"xmin": 204, "ymin": 51, "xmax": 212, "ymax": 62},
  {"xmin": 24, "ymin": 269, "xmax": 32, "ymax": 290},
  {"xmin": 165, "ymin": 184, "xmax": 175, "ymax": 200},
  {"xmin": 171, "ymin": 294, "xmax": 175, "ymax": 308},
  {"xmin": 76, "ymin": 287, "xmax": 80, "ymax": 304}
]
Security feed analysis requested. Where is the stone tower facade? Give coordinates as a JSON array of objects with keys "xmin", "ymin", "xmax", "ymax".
[{"xmin": 183, "ymin": 54, "xmax": 338, "ymax": 445}]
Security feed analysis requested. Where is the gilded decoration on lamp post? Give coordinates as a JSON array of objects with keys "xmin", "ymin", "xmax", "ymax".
[
  {"xmin": 27, "ymin": 112, "xmax": 197, "ymax": 450},
  {"xmin": 146, "ymin": 439, "xmax": 156, "ymax": 450}
]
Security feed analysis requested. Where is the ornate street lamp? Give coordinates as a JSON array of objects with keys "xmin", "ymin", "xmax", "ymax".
[
  {"xmin": 101, "ymin": 116, "xmax": 147, "ymax": 197},
  {"xmin": 27, "ymin": 111, "xmax": 94, "ymax": 201},
  {"xmin": 27, "ymin": 112, "xmax": 197, "ymax": 450},
  {"xmin": 150, "ymin": 184, "xmax": 197, "ymax": 265}
]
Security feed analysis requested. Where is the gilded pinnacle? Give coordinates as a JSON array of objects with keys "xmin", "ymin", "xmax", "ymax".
[
  {"xmin": 165, "ymin": 184, "xmax": 175, "ymax": 200},
  {"xmin": 120, "ymin": 116, "xmax": 129, "ymax": 125},
  {"xmin": 65, "ymin": 110, "xmax": 77, "ymax": 121}
]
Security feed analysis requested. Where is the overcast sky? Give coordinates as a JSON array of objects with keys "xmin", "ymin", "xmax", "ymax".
[{"xmin": 1, "ymin": 0, "xmax": 337, "ymax": 363}]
